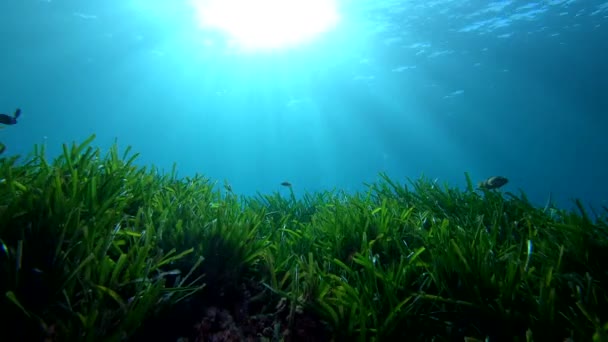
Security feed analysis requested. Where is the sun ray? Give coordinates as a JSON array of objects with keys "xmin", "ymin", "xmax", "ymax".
[{"xmin": 191, "ymin": 0, "xmax": 340, "ymax": 51}]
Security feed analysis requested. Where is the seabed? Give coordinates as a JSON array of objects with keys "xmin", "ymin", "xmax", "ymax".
[{"xmin": 1, "ymin": 135, "xmax": 607, "ymax": 341}]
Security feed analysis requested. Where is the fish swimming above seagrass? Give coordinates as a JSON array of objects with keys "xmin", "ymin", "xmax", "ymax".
[
  {"xmin": 478, "ymin": 176, "xmax": 508, "ymax": 190},
  {"xmin": 0, "ymin": 108, "xmax": 21, "ymax": 154},
  {"xmin": 0, "ymin": 108, "xmax": 21, "ymax": 125},
  {"xmin": 281, "ymin": 181, "xmax": 292, "ymax": 187}
]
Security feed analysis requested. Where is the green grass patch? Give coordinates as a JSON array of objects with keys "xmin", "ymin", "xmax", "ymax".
[{"xmin": 1, "ymin": 135, "xmax": 607, "ymax": 341}]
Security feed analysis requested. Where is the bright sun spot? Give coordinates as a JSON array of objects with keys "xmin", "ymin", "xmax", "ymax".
[{"xmin": 191, "ymin": 0, "xmax": 340, "ymax": 50}]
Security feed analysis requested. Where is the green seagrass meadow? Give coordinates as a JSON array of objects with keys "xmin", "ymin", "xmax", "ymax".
[{"xmin": 1, "ymin": 135, "xmax": 607, "ymax": 341}]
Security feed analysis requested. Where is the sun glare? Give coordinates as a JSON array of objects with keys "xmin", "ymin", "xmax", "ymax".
[{"xmin": 191, "ymin": 0, "xmax": 340, "ymax": 50}]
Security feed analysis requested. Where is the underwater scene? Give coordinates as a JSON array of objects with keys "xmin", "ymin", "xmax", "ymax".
[{"xmin": 1, "ymin": 0, "xmax": 607, "ymax": 341}]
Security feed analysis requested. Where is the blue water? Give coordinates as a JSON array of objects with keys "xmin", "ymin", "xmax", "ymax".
[{"xmin": 1, "ymin": 0, "xmax": 607, "ymax": 210}]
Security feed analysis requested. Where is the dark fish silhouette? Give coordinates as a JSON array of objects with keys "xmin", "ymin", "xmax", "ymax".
[
  {"xmin": 478, "ymin": 176, "xmax": 508, "ymax": 190},
  {"xmin": 280, "ymin": 181, "xmax": 292, "ymax": 187},
  {"xmin": 0, "ymin": 108, "xmax": 21, "ymax": 125},
  {"xmin": 0, "ymin": 108, "xmax": 20, "ymax": 154}
]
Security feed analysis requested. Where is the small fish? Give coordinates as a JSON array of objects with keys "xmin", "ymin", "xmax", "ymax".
[
  {"xmin": 224, "ymin": 181, "xmax": 233, "ymax": 193},
  {"xmin": 280, "ymin": 181, "xmax": 292, "ymax": 187},
  {"xmin": 478, "ymin": 176, "xmax": 508, "ymax": 190},
  {"xmin": 0, "ymin": 108, "xmax": 21, "ymax": 125}
]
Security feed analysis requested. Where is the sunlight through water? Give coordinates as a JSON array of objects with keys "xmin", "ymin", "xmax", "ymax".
[{"xmin": 190, "ymin": 0, "xmax": 340, "ymax": 51}]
